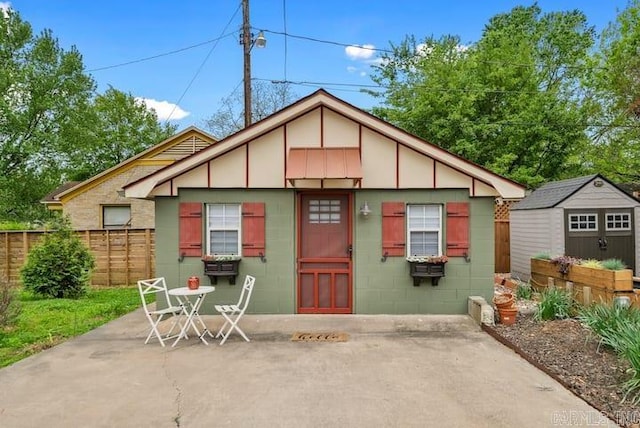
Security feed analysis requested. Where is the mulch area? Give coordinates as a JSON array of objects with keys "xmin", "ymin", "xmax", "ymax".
[{"xmin": 485, "ymin": 311, "xmax": 640, "ymax": 427}]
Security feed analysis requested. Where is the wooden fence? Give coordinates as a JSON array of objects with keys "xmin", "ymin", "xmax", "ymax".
[
  {"xmin": 2, "ymin": 203, "xmax": 511, "ymax": 285},
  {"xmin": 494, "ymin": 200, "xmax": 515, "ymax": 273},
  {"xmin": 1, "ymin": 229, "xmax": 155, "ymax": 287}
]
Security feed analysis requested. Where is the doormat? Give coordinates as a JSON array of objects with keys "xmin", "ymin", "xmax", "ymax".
[{"xmin": 291, "ymin": 332, "xmax": 349, "ymax": 342}]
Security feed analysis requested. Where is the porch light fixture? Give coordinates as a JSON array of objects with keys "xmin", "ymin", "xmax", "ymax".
[{"xmin": 359, "ymin": 201, "xmax": 372, "ymax": 217}]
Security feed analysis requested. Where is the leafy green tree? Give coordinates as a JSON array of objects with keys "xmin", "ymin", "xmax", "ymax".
[
  {"xmin": 0, "ymin": 9, "xmax": 178, "ymax": 219},
  {"xmin": 0, "ymin": 9, "xmax": 94, "ymax": 220},
  {"xmin": 67, "ymin": 87, "xmax": 176, "ymax": 181},
  {"xmin": 370, "ymin": 5, "xmax": 595, "ymax": 187},
  {"xmin": 583, "ymin": 0, "xmax": 640, "ymax": 182},
  {"xmin": 204, "ymin": 81, "xmax": 297, "ymax": 139},
  {"xmin": 21, "ymin": 218, "xmax": 95, "ymax": 298}
]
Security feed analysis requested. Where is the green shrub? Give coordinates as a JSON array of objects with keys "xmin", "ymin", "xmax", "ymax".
[
  {"xmin": 580, "ymin": 259, "xmax": 603, "ymax": 269},
  {"xmin": 0, "ymin": 277, "xmax": 21, "ymax": 327},
  {"xmin": 601, "ymin": 258, "xmax": 626, "ymax": 271},
  {"xmin": 578, "ymin": 304, "xmax": 640, "ymax": 404},
  {"xmin": 535, "ymin": 287, "xmax": 573, "ymax": 320},
  {"xmin": 516, "ymin": 281, "xmax": 533, "ymax": 300},
  {"xmin": 532, "ymin": 252, "xmax": 551, "ymax": 260},
  {"xmin": 20, "ymin": 219, "xmax": 95, "ymax": 299}
]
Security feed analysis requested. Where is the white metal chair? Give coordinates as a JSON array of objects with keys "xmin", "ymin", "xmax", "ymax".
[
  {"xmin": 137, "ymin": 278, "xmax": 185, "ymax": 347},
  {"xmin": 214, "ymin": 275, "xmax": 256, "ymax": 345}
]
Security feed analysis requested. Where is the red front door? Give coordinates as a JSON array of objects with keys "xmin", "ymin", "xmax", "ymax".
[{"xmin": 297, "ymin": 193, "xmax": 353, "ymax": 314}]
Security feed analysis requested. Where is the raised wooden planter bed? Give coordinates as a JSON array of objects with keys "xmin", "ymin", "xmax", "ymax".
[{"xmin": 530, "ymin": 258, "xmax": 636, "ymax": 307}]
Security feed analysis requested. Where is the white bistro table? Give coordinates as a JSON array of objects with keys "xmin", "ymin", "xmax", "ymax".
[{"xmin": 168, "ymin": 285, "xmax": 215, "ymax": 347}]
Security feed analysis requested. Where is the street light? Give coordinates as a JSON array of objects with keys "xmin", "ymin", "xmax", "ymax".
[{"xmin": 241, "ymin": 0, "xmax": 266, "ymax": 128}]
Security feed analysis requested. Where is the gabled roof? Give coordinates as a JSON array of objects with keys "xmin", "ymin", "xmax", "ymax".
[
  {"xmin": 124, "ymin": 89, "xmax": 525, "ymax": 199},
  {"xmin": 41, "ymin": 181, "xmax": 82, "ymax": 203},
  {"xmin": 511, "ymin": 174, "xmax": 638, "ymax": 210},
  {"xmin": 49, "ymin": 126, "xmax": 216, "ymax": 204}
]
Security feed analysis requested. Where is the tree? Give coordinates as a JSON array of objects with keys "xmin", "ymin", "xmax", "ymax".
[
  {"xmin": 0, "ymin": 9, "xmax": 95, "ymax": 220},
  {"xmin": 583, "ymin": 0, "xmax": 640, "ymax": 182},
  {"xmin": 67, "ymin": 87, "xmax": 176, "ymax": 181},
  {"xmin": 0, "ymin": 9, "xmax": 178, "ymax": 220},
  {"xmin": 369, "ymin": 5, "xmax": 595, "ymax": 188},
  {"xmin": 204, "ymin": 81, "xmax": 297, "ymax": 139}
]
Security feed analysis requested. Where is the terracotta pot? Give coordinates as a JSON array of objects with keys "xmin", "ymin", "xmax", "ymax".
[
  {"xmin": 493, "ymin": 293, "xmax": 514, "ymax": 309},
  {"xmin": 498, "ymin": 307, "xmax": 518, "ymax": 325},
  {"xmin": 187, "ymin": 276, "xmax": 200, "ymax": 290}
]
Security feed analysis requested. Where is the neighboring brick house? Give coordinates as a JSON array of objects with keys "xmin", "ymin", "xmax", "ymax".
[{"xmin": 42, "ymin": 126, "xmax": 216, "ymax": 229}]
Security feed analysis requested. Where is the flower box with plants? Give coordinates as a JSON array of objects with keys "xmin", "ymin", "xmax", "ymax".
[
  {"xmin": 202, "ymin": 255, "xmax": 241, "ymax": 285},
  {"xmin": 530, "ymin": 254, "xmax": 634, "ymax": 299},
  {"xmin": 407, "ymin": 255, "xmax": 448, "ymax": 286}
]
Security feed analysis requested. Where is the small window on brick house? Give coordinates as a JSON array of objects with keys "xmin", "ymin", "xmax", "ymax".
[{"xmin": 103, "ymin": 205, "xmax": 131, "ymax": 229}]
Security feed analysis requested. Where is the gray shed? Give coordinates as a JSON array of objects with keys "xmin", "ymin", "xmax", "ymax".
[{"xmin": 510, "ymin": 174, "xmax": 640, "ymax": 280}]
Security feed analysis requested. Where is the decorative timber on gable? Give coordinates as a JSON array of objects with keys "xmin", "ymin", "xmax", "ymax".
[{"xmin": 124, "ymin": 91, "xmax": 525, "ymax": 200}]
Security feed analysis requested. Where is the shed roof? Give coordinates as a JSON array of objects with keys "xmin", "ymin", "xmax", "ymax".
[{"xmin": 512, "ymin": 174, "xmax": 613, "ymax": 210}]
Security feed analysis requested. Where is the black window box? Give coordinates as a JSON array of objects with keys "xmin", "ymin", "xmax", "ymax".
[
  {"xmin": 203, "ymin": 259, "xmax": 241, "ymax": 285},
  {"xmin": 409, "ymin": 262, "xmax": 446, "ymax": 286}
]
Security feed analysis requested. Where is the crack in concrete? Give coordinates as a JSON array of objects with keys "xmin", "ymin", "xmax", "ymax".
[{"xmin": 162, "ymin": 352, "xmax": 182, "ymax": 427}]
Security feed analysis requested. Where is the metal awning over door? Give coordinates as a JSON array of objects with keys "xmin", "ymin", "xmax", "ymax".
[{"xmin": 286, "ymin": 148, "xmax": 362, "ymax": 187}]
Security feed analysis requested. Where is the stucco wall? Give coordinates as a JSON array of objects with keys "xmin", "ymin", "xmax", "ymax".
[
  {"xmin": 353, "ymin": 190, "xmax": 494, "ymax": 314},
  {"xmin": 155, "ymin": 190, "xmax": 296, "ymax": 315},
  {"xmin": 155, "ymin": 189, "xmax": 494, "ymax": 315},
  {"xmin": 63, "ymin": 165, "xmax": 163, "ymax": 229}
]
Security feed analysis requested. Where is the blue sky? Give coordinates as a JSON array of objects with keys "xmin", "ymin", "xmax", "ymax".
[{"xmin": 2, "ymin": 1, "xmax": 631, "ymax": 130}]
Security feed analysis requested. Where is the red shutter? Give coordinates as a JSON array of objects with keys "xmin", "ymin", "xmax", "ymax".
[
  {"xmin": 242, "ymin": 202, "xmax": 265, "ymax": 257},
  {"xmin": 446, "ymin": 202, "xmax": 469, "ymax": 257},
  {"xmin": 382, "ymin": 202, "xmax": 405, "ymax": 256},
  {"xmin": 179, "ymin": 202, "xmax": 202, "ymax": 257}
]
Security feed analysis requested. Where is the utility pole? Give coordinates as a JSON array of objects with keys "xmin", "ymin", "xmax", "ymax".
[{"xmin": 242, "ymin": 0, "xmax": 252, "ymax": 128}]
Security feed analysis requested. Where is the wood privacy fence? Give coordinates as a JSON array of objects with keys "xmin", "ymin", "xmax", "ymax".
[
  {"xmin": 2, "ymin": 206, "xmax": 511, "ymax": 285},
  {"xmin": 494, "ymin": 200, "xmax": 515, "ymax": 274},
  {"xmin": 1, "ymin": 229, "xmax": 155, "ymax": 287}
]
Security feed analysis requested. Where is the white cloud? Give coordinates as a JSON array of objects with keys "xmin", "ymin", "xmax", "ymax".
[
  {"xmin": 346, "ymin": 66, "xmax": 357, "ymax": 73},
  {"xmin": 0, "ymin": 2, "xmax": 11, "ymax": 16},
  {"xmin": 345, "ymin": 44, "xmax": 375, "ymax": 61},
  {"xmin": 135, "ymin": 97, "xmax": 190, "ymax": 121},
  {"xmin": 359, "ymin": 71, "xmax": 367, "ymax": 77}
]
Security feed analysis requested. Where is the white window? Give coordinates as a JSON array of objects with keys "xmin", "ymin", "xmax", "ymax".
[
  {"xmin": 102, "ymin": 205, "xmax": 131, "ymax": 228},
  {"xmin": 606, "ymin": 213, "xmax": 631, "ymax": 231},
  {"xmin": 407, "ymin": 205, "xmax": 442, "ymax": 256},
  {"xmin": 568, "ymin": 213, "xmax": 597, "ymax": 231},
  {"xmin": 206, "ymin": 204, "xmax": 241, "ymax": 255}
]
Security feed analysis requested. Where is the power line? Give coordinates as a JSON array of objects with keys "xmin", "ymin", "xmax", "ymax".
[
  {"xmin": 164, "ymin": 3, "xmax": 241, "ymax": 123},
  {"xmin": 254, "ymin": 77, "xmax": 589, "ymax": 95},
  {"xmin": 259, "ymin": 28, "xmax": 392, "ymax": 54},
  {"xmin": 253, "ymin": 78, "xmax": 640, "ymax": 129},
  {"xmin": 87, "ymin": 32, "xmax": 236, "ymax": 72},
  {"xmin": 282, "ymin": 0, "xmax": 288, "ymax": 83}
]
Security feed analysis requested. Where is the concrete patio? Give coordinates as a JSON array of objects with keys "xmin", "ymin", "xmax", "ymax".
[{"xmin": 0, "ymin": 310, "xmax": 617, "ymax": 427}]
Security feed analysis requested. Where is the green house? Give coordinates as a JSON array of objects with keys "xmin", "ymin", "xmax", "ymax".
[{"xmin": 125, "ymin": 90, "xmax": 524, "ymax": 314}]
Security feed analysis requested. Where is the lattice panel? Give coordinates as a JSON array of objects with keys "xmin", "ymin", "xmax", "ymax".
[{"xmin": 494, "ymin": 199, "xmax": 517, "ymax": 220}]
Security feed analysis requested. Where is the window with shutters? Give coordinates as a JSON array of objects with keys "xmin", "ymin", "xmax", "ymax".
[
  {"xmin": 206, "ymin": 204, "xmax": 241, "ymax": 255},
  {"xmin": 406, "ymin": 205, "xmax": 442, "ymax": 256}
]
